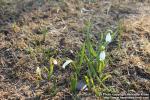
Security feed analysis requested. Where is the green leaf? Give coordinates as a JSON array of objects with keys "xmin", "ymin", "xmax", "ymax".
[
  {"xmin": 98, "ymin": 61, "xmax": 105, "ymax": 74},
  {"xmin": 43, "ymin": 58, "xmax": 54, "ymax": 80},
  {"xmin": 90, "ymin": 78, "xmax": 94, "ymax": 87},
  {"xmin": 85, "ymin": 75, "xmax": 90, "ymax": 88},
  {"xmin": 70, "ymin": 73, "xmax": 77, "ymax": 93},
  {"xmin": 101, "ymin": 73, "xmax": 111, "ymax": 82},
  {"xmin": 89, "ymin": 43, "xmax": 97, "ymax": 57},
  {"xmin": 49, "ymin": 58, "xmax": 54, "ymax": 79}
]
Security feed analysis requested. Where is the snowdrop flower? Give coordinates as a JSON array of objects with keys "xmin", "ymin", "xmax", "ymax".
[
  {"xmin": 53, "ymin": 59, "xmax": 58, "ymax": 65},
  {"xmin": 99, "ymin": 51, "xmax": 106, "ymax": 61},
  {"xmin": 62, "ymin": 60, "xmax": 73, "ymax": 69},
  {"xmin": 105, "ymin": 32, "xmax": 112, "ymax": 43},
  {"xmin": 36, "ymin": 67, "xmax": 41, "ymax": 76}
]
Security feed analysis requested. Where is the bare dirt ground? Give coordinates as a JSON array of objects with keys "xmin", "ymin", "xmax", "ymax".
[{"xmin": 0, "ymin": 0, "xmax": 150, "ymax": 99}]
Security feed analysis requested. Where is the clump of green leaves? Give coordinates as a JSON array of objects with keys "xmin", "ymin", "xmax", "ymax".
[
  {"xmin": 64, "ymin": 20, "xmax": 117, "ymax": 95},
  {"xmin": 70, "ymin": 73, "xmax": 78, "ymax": 93},
  {"xmin": 81, "ymin": 20, "xmax": 112, "ymax": 94}
]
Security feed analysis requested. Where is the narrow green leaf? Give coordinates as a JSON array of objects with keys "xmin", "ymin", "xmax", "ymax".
[
  {"xmin": 70, "ymin": 73, "xmax": 77, "ymax": 93},
  {"xmin": 84, "ymin": 75, "xmax": 90, "ymax": 88},
  {"xmin": 89, "ymin": 44, "xmax": 97, "ymax": 57},
  {"xmin": 98, "ymin": 61, "xmax": 105, "ymax": 74},
  {"xmin": 101, "ymin": 74, "xmax": 111, "ymax": 82}
]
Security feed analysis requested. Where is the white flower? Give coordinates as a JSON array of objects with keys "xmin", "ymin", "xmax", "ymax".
[
  {"xmin": 53, "ymin": 59, "xmax": 58, "ymax": 65},
  {"xmin": 36, "ymin": 67, "xmax": 41, "ymax": 76},
  {"xmin": 105, "ymin": 33, "xmax": 112, "ymax": 43},
  {"xmin": 99, "ymin": 51, "xmax": 106, "ymax": 61},
  {"xmin": 62, "ymin": 60, "xmax": 73, "ymax": 69}
]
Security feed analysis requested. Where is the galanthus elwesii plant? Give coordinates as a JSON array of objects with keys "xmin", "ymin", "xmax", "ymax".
[
  {"xmin": 62, "ymin": 20, "xmax": 117, "ymax": 95},
  {"xmin": 36, "ymin": 58, "xmax": 57, "ymax": 80}
]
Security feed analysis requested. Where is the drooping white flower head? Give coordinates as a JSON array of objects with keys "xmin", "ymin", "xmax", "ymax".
[
  {"xmin": 36, "ymin": 67, "xmax": 41, "ymax": 76},
  {"xmin": 62, "ymin": 60, "xmax": 73, "ymax": 69},
  {"xmin": 99, "ymin": 51, "xmax": 106, "ymax": 61},
  {"xmin": 53, "ymin": 59, "xmax": 58, "ymax": 65},
  {"xmin": 105, "ymin": 32, "xmax": 112, "ymax": 43}
]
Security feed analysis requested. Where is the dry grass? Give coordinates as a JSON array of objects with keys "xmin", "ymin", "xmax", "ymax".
[{"xmin": 122, "ymin": 15, "xmax": 150, "ymax": 69}]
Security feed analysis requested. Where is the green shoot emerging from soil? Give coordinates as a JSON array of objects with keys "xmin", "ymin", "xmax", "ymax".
[
  {"xmin": 44, "ymin": 58, "xmax": 54, "ymax": 80},
  {"xmin": 36, "ymin": 57, "xmax": 55, "ymax": 80}
]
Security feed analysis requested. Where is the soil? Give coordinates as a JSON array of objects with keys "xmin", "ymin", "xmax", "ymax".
[{"xmin": 0, "ymin": 0, "xmax": 150, "ymax": 99}]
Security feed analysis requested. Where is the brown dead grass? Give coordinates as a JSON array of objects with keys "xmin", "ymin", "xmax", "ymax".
[{"xmin": 122, "ymin": 15, "xmax": 150, "ymax": 69}]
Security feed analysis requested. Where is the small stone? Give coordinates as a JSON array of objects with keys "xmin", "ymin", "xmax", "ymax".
[{"xmin": 76, "ymin": 80, "xmax": 88, "ymax": 91}]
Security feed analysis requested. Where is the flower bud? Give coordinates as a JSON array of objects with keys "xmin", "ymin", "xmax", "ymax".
[
  {"xmin": 105, "ymin": 33, "xmax": 112, "ymax": 43},
  {"xmin": 99, "ymin": 51, "xmax": 106, "ymax": 61}
]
